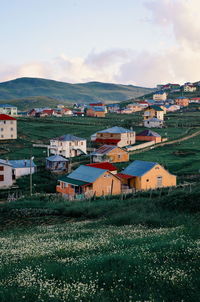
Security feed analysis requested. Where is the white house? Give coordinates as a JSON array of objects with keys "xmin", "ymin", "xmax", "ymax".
[
  {"xmin": 0, "ymin": 114, "xmax": 17, "ymax": 140},
  {"xmin": 49, "ymin": 134, "xmax": 87, "ymax": 158},
  {"xmin": 9, "ymin": 159, "xmax": 37, "ymax": 179},
  {"xmin": 183, "ymin": 83, "xmax": 196, "ymax": 92},
  {"xmin": 0, "ymin": 159, "xmax": 13, "ymax": 188},
  {"xmin": 153, "ymin": 91, "xmax": 167, "ymax": 101},
  {"xmin": 0, "ymin": 104, "xmax": 18, "ymax": 116},
  {"xmin": 144, "ymin": 118, "xmax": 163, "ymax": 128}
]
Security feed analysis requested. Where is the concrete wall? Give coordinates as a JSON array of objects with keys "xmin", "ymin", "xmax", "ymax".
[
  {"xmin": 126, "ymin": 141, "xmax": 155, "ymax": 151},
  {"xmin": 0, "ymin": 164, "xmax": 13, "ymax": 188},
  {"xmin": 0, "ymin": 120, "xmax": 17, "ymax": 140}
]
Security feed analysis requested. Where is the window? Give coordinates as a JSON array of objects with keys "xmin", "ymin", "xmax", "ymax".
[
  {"xmin": 118, "ymin": 154, "xmax": 121, "ymax": 159},
  {"xmin": 4, "ymin": 121, "xmax": 6, "ymax": 124},
  {"xmin": 10, "ymin": 128, "xmax": 13, "ymax": 131},
  {"xmin": 100, "ymin": 134, "xmax": 103, "ymax": 137},
  {"xmin": 146, "ymin": 179, "xmax": 149, "ymax": 182},
  {"xmin": 1, "ymin": 128, "xmax": 3, "ymax": 131},
  {"xmin": 11, "ymin": 135, "xmax": 13, "ymax": 138},
  {"xmin": 0, "ymin": 175, "xmax": 4, "ymax": 181},
  {"xmin": 10, "ymin": 121, "xmax": 13, "ymax": 124},
  {"xmin": 0, "ymin": 166, "xmax": 4, "ymax": 171},
  {"xmin": 1, "ymin": 135, "xmax": 3, "ymax": 138}
]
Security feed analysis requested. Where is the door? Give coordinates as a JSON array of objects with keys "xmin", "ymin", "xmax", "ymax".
[{"xmin": 157, "ymin": 176, "xmax": 163, "ymax": 188}]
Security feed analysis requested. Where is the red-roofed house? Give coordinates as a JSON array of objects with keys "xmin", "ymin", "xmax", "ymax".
[
  {"xmin": 0, "ymin": 114, "xmax": 17, "ymax": 140},
  {"xmin": 86, "ymin": 162, "xmax": 117, "ymax": 174}
]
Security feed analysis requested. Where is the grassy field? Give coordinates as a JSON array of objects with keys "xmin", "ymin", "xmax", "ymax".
[{"xmin": 0, "ymin": 186, "xmax": 199, "ymax": 302}]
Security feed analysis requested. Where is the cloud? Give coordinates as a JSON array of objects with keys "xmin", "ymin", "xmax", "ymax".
[{"xmin": 1, "ymin": 0, "xmax": 200, "ymax": 87}]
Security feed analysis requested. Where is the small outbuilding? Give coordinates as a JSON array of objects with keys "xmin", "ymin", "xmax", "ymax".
[
  {"xmin": 136, "ymin": 129, "xmax": 162, "ymax": 143},
  {"xmin": 9, "ymin": 159, "xmax": 36, "ymax": 179},
  {"xmin": 46, "ymin": 155, "xmax": 69, "ymax": 172}
]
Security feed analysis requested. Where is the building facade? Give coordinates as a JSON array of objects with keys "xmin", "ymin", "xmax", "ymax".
[
  {"xmin": 95, "ymin": 126, "xmax": 135, "ymax": 147},
  {"xmin": 0, "ymin": 159, "xmax": 13, "ymax": 188},
  {"xmin": 49, "ymin": 134, "xmax": 87, "ymax": 158},
  {"xmin": 0, "ymin": 104, "xmax": 18, "ymax": 116},
  {"xmin": 0, "ymin": 114, "xmax": 17, "ymax": 140}
]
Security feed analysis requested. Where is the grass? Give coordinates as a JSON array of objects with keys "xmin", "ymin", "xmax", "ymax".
[{"xmin": 0, "ymin": 186, "xmax": 199, "ymax": 301}]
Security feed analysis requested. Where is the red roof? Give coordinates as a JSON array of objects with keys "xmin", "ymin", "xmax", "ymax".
[
  {"xmin": 86, "ymin": 162, "xmax": 117, "ymax": 171},
  {"xmin": 89, "ymin": 103, "xmax": 104, "ymax": 106},
  {"xmin": 0, "ymin": 114, "xmax": 16, "ymax": 120},
  {"xmin": 116, "ymin": 173, "xmax": 133, "ymax": 179},
  {"xmin": 42, "ymin": 109, "xmax": 54, "ymax": 114},
  {"xmin": 95, "ymin": 138, "xmax": 120, "ymax": 144}
]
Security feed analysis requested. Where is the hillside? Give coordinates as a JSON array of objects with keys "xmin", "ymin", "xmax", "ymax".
[{"xmin": 0, "ymin": 77, "xmax": 155, "ymax": 107}]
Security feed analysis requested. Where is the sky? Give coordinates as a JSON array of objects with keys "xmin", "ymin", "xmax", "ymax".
[{"xmin": 0, "ymin": 0, "xmax": 200, "ymax": 87}]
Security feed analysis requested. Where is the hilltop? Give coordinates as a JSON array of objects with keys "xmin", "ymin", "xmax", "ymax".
[{"xmin": 0, "ymin": 77, "xmax": 155, "ymax": 108}]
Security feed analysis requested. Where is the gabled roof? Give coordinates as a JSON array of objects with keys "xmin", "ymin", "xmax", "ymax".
[
  {"xmin": 46, "ymin": 155, "xmax": 69, "ymax": 162},
  {"xmin": 86, "ymin": 162, "xmax": 117, "ymax": 171},
  {"xmin": 146, "ymin": 117, "xmax": 163, "ymax": 122},
  {"xmin": 0, "ymin": 114, "xmax": 16, "ymax": 120},
  {"xmin": 9, "ymin": 159, "xmax": 36, "ymax": 169},
  {"xmin": 98, "ymin": 126, "xmax": 133, "ymax": 134},
  {"xmin": 123, "ymin": 160, "xmax": 158, "ymax": 177},
  {"xmin": 66, "ymin": 165, "xmax": 106, "ymax": 183},
  {"xmin": 136, "ymin": 129, "xmax": 161, "ymax": 137},
  {"xmin": 88, "ymin": 106, "xmax": 105, "ymax": 112},
  {"xmin": 149, "ymin": 105, "xmax": 163, "ymax": 111},
  {"xmin": 52, "ymin": 134, "xmax": 85, "ymax": 141},
  {"xmin": 0, "ymin": 159, "xmax": 13, "ymax": 167},
  {"xmin": 0, "ymin": 104, "xmax": 16, "ymax": 108},
  {"xmin": 92, "ymin": 145, "xmax": 119, "ymax": 155}
]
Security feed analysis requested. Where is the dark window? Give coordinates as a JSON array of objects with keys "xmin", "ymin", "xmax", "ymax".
[
  {"xmin": 0, "ymin": 166, "xmax": 4, "ymax": 171},
  {"xmin": 0, "ymin": 175, "xmax": 4, "ymax": 181}
]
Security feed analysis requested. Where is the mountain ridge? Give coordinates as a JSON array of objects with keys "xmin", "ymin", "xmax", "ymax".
[{"xmin": 0, "ymin": 77, "xmax": 155, "ymax": 107}]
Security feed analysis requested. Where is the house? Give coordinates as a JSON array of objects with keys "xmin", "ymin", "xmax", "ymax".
[
  {"xmin": 144, "ymin": 117, "xmax": 163, "ymax": 128},
  {"xmin": 126, "ymin": 103, "xmax": 144, "ymax": 112},
  {"xmin": 0, "ymin": 159, "xmax": 13, "ymax": 188},
  {"xmin": 46, "ymin": 155, "xmax": 69, "ymax": 172},
  {"xmin": 56, "ymin": 165, "xmax": 121, "ymax": 198},
  {"xmin": 0, "ymin": 104, "xmax": 18, "ymax": 116},
  {"xmin": 175, "ymin": 97, "xmax": 189, "ymax": 107},
  {"xmin": 143, "ymin": 106, "xmax": 164, "ymax": 121},
  {"xmin": 60, "ymin": 108, "xmax": 73, "ymax": 116},
  {"xmin": 183, "ymin": 83, "xmax": 196, "ymax": 92},
  {"xmin": 153, "ymin": 91, "xmax": 167, "ymax": 101},
  {"xmin": 94, "ymin": 126, "xmax": 135, "ymax": 147},
  {"xmin": 117, "ymin": 160, "xmax": 176, "ymax": 191},
  {"xmin": 49, "ymin": 134, "xmax": 87, "ymax": 158},
  {"xmin": 9, "ymin": 159, "xmax": 36, "ymax": 179},
  {"xmin": 0, "ymin": 114, "xmax": 17, "ymax": 140},
  {"xmin": 136, "ymin": 129, "xmax": 162, "ymax": 143},
  {"xmin": 86, "ymin": 162, "xmax": 117, "ymax": 174},
  {"xmin": 91, "ymin": 145, "xmax": 129, "ymax": 163},
  {"xmin": 107, "ymin": 104, "xmax": 120, "ymax": 113},
  {"xmin": 165, "ymin": 104, "xmax": 180, "ymax": 112},
  {"xmin": 86, "ymin": 106, "xmax": 106, "ymax": 118}
]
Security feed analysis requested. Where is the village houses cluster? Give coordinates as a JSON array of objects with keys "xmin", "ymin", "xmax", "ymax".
[{"xmin": 1, "ymin": 80, "xmax": 199, "ymax": 199}]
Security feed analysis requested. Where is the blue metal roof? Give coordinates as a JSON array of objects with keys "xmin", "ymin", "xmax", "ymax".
[
  {"xmin": 98, "ymin": 126, "xmax": 132, "ymax": 133},
  {"xmin": 0, "ymin": 159, "xmax": 12, "ymax": 167},
  {"xmin": 53, "ymin": 134, "xmax": 85, "ymax": 141},
  {"xmin": 67, "ymin": 165, "xmax": 106, "ymax": 183},
  {"xmin": 46, "ymin": 155, "xmax": 68, "ymax": 162},
  {"xmin": 9, "ymin": 160, "xmax": 36, "ymax": 169},
  {"xmin": 123, "ymin": 160, "xmax": 157, "ymax": 177},
  {"xmin": 90, "ymin": 106, "xmax": 105, "ymax": 112},
  {"xmin": 0, "ymin": 104, "xmax": 16, "ymax": 108}
]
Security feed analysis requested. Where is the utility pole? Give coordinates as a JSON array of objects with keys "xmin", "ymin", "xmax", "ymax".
[{"xmin": 30, "ymin": 156, "xmax": 34, "ymax": 196}]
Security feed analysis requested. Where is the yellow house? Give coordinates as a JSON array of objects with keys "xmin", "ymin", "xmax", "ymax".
[
  {"xmin": 118, "ymin": 160, "xmax": 176, "ymax": 190},
  {"xmin": 153, "ymin": 91, "xmax": 167, "ymax": 101},
  {"xmin": 143, "ymin": 105, "xmax": 164, "ymax": 121}
]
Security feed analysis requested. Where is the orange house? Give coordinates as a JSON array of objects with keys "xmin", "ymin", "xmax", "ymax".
[
  {"xmin": 57, "ymin": 165, "xmax": 121, "ymax": 198},
  {"xmin": 117, "ymin": 160, "xmax": 176, "ymax": 190},
  {"xmin": 136, "ymin": 129, "xmax": 162, "ymax": 143},
  {"xmin": 91, "ymin": 145, "xmax": 129, "ymax": 163},
  {"xmin": 86, "ymin": 107, "xmax": 106, "ymax": 117},
  {"xmin": 175, "ymin": 97, "xmax": 189, "ymax": 107}
]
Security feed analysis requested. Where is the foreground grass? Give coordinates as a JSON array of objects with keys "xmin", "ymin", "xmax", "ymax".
[{"xmin": 0, "ymin": 187, "xmax": 199, "ymax": 301}]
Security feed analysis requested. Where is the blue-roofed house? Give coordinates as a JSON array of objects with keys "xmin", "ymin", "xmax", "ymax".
[
  {"xmin": 0, "ymin": 104, "xmax": 18, "ymax": 116},
  {"xmin": 94, "ymin": 126, "xmax": 135, "ymax": 147},
  {"xmin": 9, "ymin": 159, "xmax": 37, "ymax": 179},
  {"xmin": 117, "ymin": 160, "xmax": 176, "ymax": 190},
  {"xmin": 46, "ymin": 155, "xmax": 69, "ymax": 172},
  {"xmin": 56, "ymin": 164, "xmax": 121, "ymax": 198}
]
